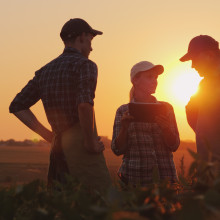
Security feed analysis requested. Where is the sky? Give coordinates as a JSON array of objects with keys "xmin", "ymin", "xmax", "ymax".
[{"xmin": 1, "ymin": 0, "xmax": 220, "ymax": 141}]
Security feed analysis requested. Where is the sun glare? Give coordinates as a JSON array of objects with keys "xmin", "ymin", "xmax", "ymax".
[
  {"xmin": 172, "ymin": 72, "xmax": 201, "ymax": 104},
  {"xmin": 166, "ymin": 64, "xmax": 202, "ymax": 106}
]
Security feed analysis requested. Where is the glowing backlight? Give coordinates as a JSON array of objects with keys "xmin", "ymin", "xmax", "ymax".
[{"xmin": 164, "ymin": 64, "xmax": 202, "ymax": 106}]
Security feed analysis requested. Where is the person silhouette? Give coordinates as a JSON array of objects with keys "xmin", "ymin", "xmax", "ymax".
[
  {"xmin": 111, "ymin": 61, "xmax": 180, "ymax": 186},
  {"xmin": 180, "ymin": 35, "xmax": 220, "ymax": 163},
  {"xmin": 9, "ymin": 18, "xmax": 111, "ymax": 191}
]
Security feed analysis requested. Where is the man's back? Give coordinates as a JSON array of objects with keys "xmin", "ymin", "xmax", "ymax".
[{"xmin": 9, "ymin": 47, "xmax": 98, "ymax": 134}]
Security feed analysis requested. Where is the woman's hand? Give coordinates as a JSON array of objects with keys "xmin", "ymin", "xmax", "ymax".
[
  {"xmin": 155, "ymin": 115, "xmax": 170, "ymax": 130},
  {"xmin": 121, "ymin": 111, "xmax": 134, "ymax": 130},
  {"xmin": 155, "ymin": 115, "xmax": 176, "ymax": 146}
]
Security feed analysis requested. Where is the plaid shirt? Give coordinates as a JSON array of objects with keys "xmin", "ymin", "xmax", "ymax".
[
  {"xmin": 9, "ymin": 47, "xmax": 97, "ymax": 133},
  {"xmin": 111, "ymin": 101, "xmax": 180, "ymax": 185}
]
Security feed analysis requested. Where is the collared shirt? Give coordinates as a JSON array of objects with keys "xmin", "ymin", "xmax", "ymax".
[
  {"xmin": 111, "ymin": 100, "xmax": 180, "ymax": 185},
  {"xmin": 9, "ymin": 47, "xmax": 98, "ymax": 133}
]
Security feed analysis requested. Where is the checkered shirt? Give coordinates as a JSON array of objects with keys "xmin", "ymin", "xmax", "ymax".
[
  {"xmin": 9, "ymin": 48, "xmax": 97, "ymax": 133},
  {"xmin": 111, "ymin": 101, "xmax": 180, "ymax": 185}
]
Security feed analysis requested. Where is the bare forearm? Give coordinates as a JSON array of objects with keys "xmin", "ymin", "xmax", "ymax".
[
  {"xmin": 13, "ymin": 109, "xmax": 53, "ymax": 143},
  {"xmin": 78, "ymin": 103, "xmax": 104, "ymax": 153}
]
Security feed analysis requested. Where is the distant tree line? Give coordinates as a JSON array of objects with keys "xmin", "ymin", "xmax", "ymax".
[
  {"xmin": 0, "ymin": 136, "xmax": 112, "ymax": 147},
  {"xmin": 0, "ymin": 139, "xmax": 49, "ymax": 147}
]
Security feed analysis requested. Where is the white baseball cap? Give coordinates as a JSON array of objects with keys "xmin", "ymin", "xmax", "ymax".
[{"xmin": 130, "ymin": 61, "xmax": 164, "ymax": 82}]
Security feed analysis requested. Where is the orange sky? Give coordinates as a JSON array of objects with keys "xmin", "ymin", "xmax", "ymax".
[{"xmin": 1, "ymin": 0, "xmax": 220, "ymax": 141}]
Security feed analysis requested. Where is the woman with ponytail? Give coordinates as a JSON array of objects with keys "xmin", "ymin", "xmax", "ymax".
[{"xmin": 111, "ymin": 61, "xmax": 180, "ymax": 186}]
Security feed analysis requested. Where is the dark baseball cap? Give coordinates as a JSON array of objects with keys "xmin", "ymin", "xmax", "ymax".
[
  {"xmin": 60, "ymin": 18, "xmax": 103, "ymax": 41},
  {"xmin": 180, "ymin": 35, "xmax": 219, "ymax": 62}
]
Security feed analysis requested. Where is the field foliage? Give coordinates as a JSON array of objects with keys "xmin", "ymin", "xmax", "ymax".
[{"xmin": 0, "ymin": 149, "xmax": 220, "ymax": 220}]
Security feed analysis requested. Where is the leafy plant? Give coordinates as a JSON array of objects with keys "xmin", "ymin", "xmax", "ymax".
[{"xmin": 0, "ymin": 149, "xmax": 220, "ymax": 220}]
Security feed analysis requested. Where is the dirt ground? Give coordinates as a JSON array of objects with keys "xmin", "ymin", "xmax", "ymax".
[{"xmin": 0, "ymin": 141, "xmax": 196, "ymax": 186}]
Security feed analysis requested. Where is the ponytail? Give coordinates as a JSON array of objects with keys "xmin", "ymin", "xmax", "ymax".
[{"xmin": 129, "ymin": 86, "xmax": 135, "ymax": 102}]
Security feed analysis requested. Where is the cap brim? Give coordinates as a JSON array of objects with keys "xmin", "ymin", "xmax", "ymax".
[
  {"xmin": 151, "ymin": 65, "xmax": 164, "ymax": 75},
  {"xmin": 180, "ymin": 53, "xmax": 192, "ymax": 62},
  {"xmin": 91, "ymin": 29, "xmax": 103, "ymax": 36}
]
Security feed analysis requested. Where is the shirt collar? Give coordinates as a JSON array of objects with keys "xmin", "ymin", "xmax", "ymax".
[
  {"xmin": 63, "ymin": 47, "xmax": 81, "ymax": 54},
  {"xmin": 131, "ymin": 95, "xmax": 158, "ymax": 103}
]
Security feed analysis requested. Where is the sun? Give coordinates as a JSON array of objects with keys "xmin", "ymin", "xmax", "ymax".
[
  {"xmin": 162, "ymin": 63, "xmax": 203, "ymax": 106},
  {"xmin": 171, "ymin": 71, "xmax": 202, "ymax": 104}
]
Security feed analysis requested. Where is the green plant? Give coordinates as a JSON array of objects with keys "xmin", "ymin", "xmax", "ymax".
[{"xmin": 0, "ymin": 150, "xmax": 220, "ymax": 220}]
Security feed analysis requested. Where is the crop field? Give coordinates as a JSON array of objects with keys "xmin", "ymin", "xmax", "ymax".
[
  {"xmin": 0, "ymin": 140, "xmax": 196, "ymax": 186},
  {"xmin": 1, "ymin": 140, "xmax": 219, "ymax": 220}
]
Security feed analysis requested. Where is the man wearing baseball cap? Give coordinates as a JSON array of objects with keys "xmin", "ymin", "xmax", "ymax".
[
  {"xmin": 9, "ymin": 18, "xmax": 111, "ymax": 191},
  {"xmin": 180, "ymin": 35, "xmax": 220, "ymax": 163}
]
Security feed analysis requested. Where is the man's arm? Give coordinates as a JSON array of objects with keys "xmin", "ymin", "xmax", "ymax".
[
  {"xmin": 76, "ymin": 60, "xmax": 103, "ymax": 153},
  {"xmin": 185, "ymin": 96, "xmax": 199, "ymax": 132},
  {"xmin": 78, "ymin": 103, "xmax": 104, "ymax": 153},
  {"xmin": 13, "ymin": 109, "xmax": 53, "ymax": 143},
  {"xmin": 9, "ymin": 74, "xmax": 53, "ymax": 141}
]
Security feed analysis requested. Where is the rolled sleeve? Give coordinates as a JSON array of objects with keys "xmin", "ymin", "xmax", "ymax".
[
  {"xmin": 165, "ymin": 105, "xmax": 180, "ymax": 152},
  {"xmin": 9, "ymin": 75, "xmax": 40, "ymax": 113},
  {"xmin": 111, "ymin": 107, "xmax": 127, "ymax": 156},
  {"xmin": 76, "ymin": 60, "xmax": 97, "ymax": 106}
]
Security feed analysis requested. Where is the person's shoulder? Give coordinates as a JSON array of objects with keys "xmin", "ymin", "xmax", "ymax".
[
  {"xmin": 116, "ymin": 104, "xmax": 129, "ymax": 114},
  {"xmin": 158, "ymin": 101, "xmax": 174, "ymax": 110},
  {"xmin": 74, "ymin": 58, "xmax": 97, "ymax": 76},
  {"xmin": 78, "ymin": 57, "xmax": 97, "ymax": 67},
  {"xmin": 34, "ymin": 54, "xmax": 63, "ymax": 75}
]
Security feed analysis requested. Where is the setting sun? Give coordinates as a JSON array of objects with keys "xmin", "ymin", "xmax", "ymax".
[
  {"xmin": 171, "ymin": 70, "xmax": 202, "ymax": 105},
  {"xmin": 162, "ymin": 64, "xmax": 202, "ymax": 106}
]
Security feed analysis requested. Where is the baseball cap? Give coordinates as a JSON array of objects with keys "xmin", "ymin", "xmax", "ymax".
[
  {"xmin": 130, "ymin": 61, "xmax": 164, "ymax": 82},
  {"xmin": 180, "ymin": 35, "xmax": 219, "ymax": 62},
  {"xmin": 60, "ymin": 18, "xmax": 103, "ymax": 41}
]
